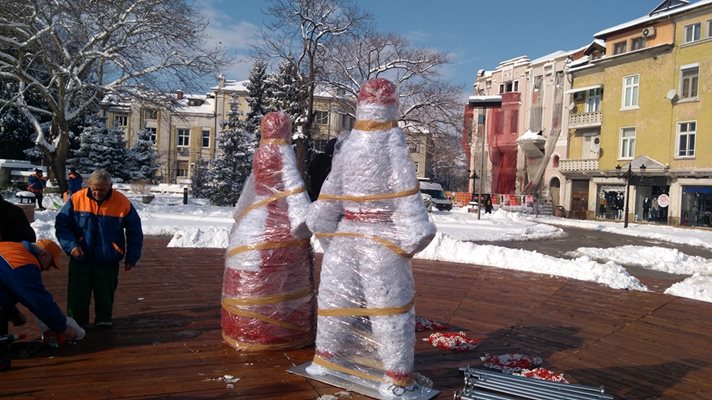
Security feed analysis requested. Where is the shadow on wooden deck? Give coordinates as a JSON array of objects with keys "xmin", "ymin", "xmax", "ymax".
[{"xmin": 3, "ymin": 236, "xmax": 711, "ymax": 399}]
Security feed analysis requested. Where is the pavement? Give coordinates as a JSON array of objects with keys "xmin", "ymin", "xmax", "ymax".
[{"xmin": 469, "ymin": 224, "xmax": 712, "ymax": 293}]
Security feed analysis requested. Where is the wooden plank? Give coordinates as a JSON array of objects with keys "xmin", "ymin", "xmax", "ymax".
[{"xmin": 3, "ymin": 238, "xmax": 712, "ymax": 399}]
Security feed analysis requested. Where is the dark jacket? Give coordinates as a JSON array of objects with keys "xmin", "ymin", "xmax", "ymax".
[
  {"xmin": 0, "ymin": 241, "xmax": 67, "ymax": 332},
  {"xmin": 0, "ymin": 199, "xmax": 36, "ymax": 242},
  {"xmin": 67, "ymin": 172, "xmax": 83, "ymax": 194},
  {"xmin": 27, "ymin": 172, "xmax": 47, "ymax": 194},
  {"xmin": 55, "ymin": 188, "xmax": 143, "ymax": 265}
]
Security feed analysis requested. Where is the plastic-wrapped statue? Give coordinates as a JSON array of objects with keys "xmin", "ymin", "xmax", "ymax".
[
  {"xmin": 306, "ymin": 78, "xmax": 437, "ymax": 398},
  {"xmin": 222, "ymin": 111, "xmax": 315, "ymax": 351}
]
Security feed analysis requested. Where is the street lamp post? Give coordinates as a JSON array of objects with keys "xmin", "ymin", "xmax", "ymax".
[
  {"xmin": 468, "ymin": 95, "xmax": 502, "ymax": 220},
  {"xmin": 616, "ymin": 163, "xmax": 647, "ymax": 228}
]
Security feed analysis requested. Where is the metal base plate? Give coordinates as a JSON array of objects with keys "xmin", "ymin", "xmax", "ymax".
[{"xmin": 288, "ymin": 362, "xmax": 439, "ymax": 400}]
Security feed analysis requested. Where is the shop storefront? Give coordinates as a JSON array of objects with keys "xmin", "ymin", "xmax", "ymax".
[
  {"xmin": 680, "ymin": 186, "xmax": 712, "ymax": 227},
  {"xmin": 596, "ymin": 185, "xmax": 624, "ymax": 220},
  {"xmin": 634, "ymin": 176, "xmax": 670, "ymax": 223}
]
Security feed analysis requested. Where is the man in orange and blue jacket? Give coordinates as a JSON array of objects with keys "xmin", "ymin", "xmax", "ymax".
[
  {"xmin": 55, "ymin": 169, "xmax": 143, "ymax": 328},
  {"xmin": 1, "ymin": 239, "xmax": 85, "ymax": 371}
]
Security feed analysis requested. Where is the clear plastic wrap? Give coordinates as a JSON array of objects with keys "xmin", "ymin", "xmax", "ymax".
[
  {"xmin": 222, "ymin": 111, "xmax": 316, "ymax": 351},
  {"xmin": 306, "ymin": 78, "xmax": 437, "ymax": 398}
]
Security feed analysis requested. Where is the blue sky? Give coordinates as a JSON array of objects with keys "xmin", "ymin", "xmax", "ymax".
[{"xmin": 202, "ymin": 0, "xmax": 659, "ymax": 97}]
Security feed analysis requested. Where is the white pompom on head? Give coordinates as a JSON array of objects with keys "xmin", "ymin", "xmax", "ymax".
[{"xmin": 356, "ymin": 78, "xmax": 399, "ymax": 122}]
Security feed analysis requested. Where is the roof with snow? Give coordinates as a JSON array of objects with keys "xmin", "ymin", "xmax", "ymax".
[
  {"xmin": 211, "ymin": 79, "xmax": 249, "ymax": 92},
  {"xmin": 594, "ymin": 0, "xmax": 712, "ymax": 38}
]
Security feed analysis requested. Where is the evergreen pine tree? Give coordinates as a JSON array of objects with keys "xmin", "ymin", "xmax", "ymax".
[
  {"xmin": 245, "ymin": 60, "xmax": 269, "ymax": 142},
  {"xmin": 205, "ymin": 94, "xmax": 256, "ymax": 206},
  {"xmin": 69, "ymin": 123, "xmax": 130, "ymax": 181},
  {"xmin": 265, "ymin": 57, "xmax": 307, "ymax": 132},
  {"xmin": 127, "ymin": 128, "xmax": 159, "ymax": 182},
  {"xmin": 190, "ymin": 159, "xmax": 211, "ymax": 199}
]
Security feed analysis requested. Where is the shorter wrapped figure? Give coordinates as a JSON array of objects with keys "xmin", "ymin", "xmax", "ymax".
[
  {"xmin": 306, "ymin": 78, "xmax": 437, "ymax": 398},
  {"xmin": 221, "ymin": 111, "xmax": 315, "ymax": 351}
]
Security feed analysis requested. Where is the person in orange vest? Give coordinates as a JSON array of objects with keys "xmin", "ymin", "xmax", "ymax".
[
  {"xmin": 27, "ymin": 169, "xmax": 47, "ymax": 210},
  {"xmin": 55, "ymin": 169, "xmax": 143, "ymax": 328},
  {"xmin": 0, "ymin": 239, "xmax": 85, "ymax": 371}
]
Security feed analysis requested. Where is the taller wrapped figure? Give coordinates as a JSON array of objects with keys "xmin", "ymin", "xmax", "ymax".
[
  {"xmin": 222, "ymin": 111, "xmax": 315, "ymax": 351},
  {"xmin": 306, "ymin": 78, "xmax": 437, "ymax": 398}
]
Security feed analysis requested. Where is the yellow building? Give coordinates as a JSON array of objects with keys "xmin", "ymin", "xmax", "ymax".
[
  {"xmin": 563, "ymin": 0, "xmax": 712, "ymax": 227},
  {"xmin": 102, "ymin": 77, "xmax": 356, "ymax": 184}
]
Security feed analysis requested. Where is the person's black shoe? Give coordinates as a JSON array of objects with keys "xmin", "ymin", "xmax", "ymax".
[{"xmin": 93, "ymin": 321, "xmax": 113, "ymax": 328}]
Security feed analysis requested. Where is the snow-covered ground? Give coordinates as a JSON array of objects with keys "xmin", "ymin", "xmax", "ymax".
[{"xmin": 20, "ymin": 191, "xmax": 712, "ymax": 304}]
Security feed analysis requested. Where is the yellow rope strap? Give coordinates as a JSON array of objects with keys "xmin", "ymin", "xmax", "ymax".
[
  {"xmin": 222, "ymin": 299, "xmax": 311, "ymax": 333},
  {"xmin": 226, "ymin": 238, "xmax": 310, "ymax": 257},
  {"xmin": 353, "ymin": 120, "xmax": 398, "ymax": 132},
  {"xmin": 317, "ymin": 297, "xmax": 414, "ymax": 318},
  {"xmin": 222, "ymin": 332, "xmax": 311, "ymax": 351},
  {"xmin": 222, "ymin": 287, "xmax": 313, "ymax": 306},
  {"xmin": 313, "ymin": 355, "xmax": 385, "ymax": 383},
  {"xmin": 260, "ymin": 138, "xmax": 287, "ymax": 145},
  {"xmin": 314, "ymin": 232, "xmax": 412, "ymax": 258},
  {"xmin": 235, "ymin": 187, "xmax": 306, "ymax": 222},
  {"xmin": 318, "ymin": 184, "xmax": 420, "ymax": 202}
]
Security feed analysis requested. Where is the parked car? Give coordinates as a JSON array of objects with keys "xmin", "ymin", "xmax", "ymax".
[{"xmin": 419, "ymin": 181, "xmax": 452, "ymax": 211}]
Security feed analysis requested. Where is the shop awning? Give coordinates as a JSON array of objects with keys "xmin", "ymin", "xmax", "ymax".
[{"xmin": 565, "ymin": 84, "xmax": 603, "ymax": 94}]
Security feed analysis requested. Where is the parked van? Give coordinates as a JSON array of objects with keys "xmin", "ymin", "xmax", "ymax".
[{"xmin": 419, "ymin": 180, "xmax": 452, "ymax": 211}]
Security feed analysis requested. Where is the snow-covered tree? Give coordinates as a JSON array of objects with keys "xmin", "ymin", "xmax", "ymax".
[
  {"xmin": 204, "ymin": 94, "xmax": 256, "ymax": 206},
  {"xmin": 127, "ymin": 129, "xmax": 159, "ymax": 182},
  {"xmin": 0, "ymin": 0, "xmax": 230, "ymax": 191},
  {"xmin": 245, "ymin": 60, "xmax": 270, "ymax": 141},
  {"xmin": 69, "ymin": 124, "xmax": 130, "ymax": 182},
  {"xmin": 323, "ymin": 31, "xmax": 463, "ymax": 142},
  {"xmin": 265, "ymin": 58, "xmax": 307, "ymax": 132},
  {"xmin": 190, "ymin": 159, "xmax": 211, "ymax": 199},
  {"xmin": 256, "ymin": 0, "xmax": 370, "ymax": 174}
]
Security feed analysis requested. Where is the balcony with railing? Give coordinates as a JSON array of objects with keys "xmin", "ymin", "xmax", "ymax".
[
  {"xmin": 559, "ymin": 158, "xmax": 599, "ymax": 173},
  {"xmin": 568, "ymin": 111, "xmax": 602, "ymax": 129}
]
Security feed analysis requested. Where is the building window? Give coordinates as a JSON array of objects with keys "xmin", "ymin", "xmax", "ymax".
[
  {"xmin": 708, "ymin": 19, "xmax": 712, "ymax": 38},
  {"xmin": 113, "ymin": 115, "xmax": 128, "ymax": 127},
  {"xmin": 201, "ymin": 129, "xmax": 210, "ymax": 148},
  {"xmin": 144, "ymin": 109, "xmax": 158, "ymax": 120},
  {"xmin": 619, "ymin": 127, "xmax": 636, "ymax": 159},
  {"xmin": 314, "ymin": 111, "xmax": 329, "ymax": 125},
  {"xmin": 414, "ymin": 161, "xmax": 419, "ymax": 173},
  {"xmin": 586, "ymin": 88, "xmax": 602, "ymax": 112},
  {"xmin": 677, "ymin": 121, "xmax": 696, "ymax": 157},
  {"xmin": 680, "ymin": 66, "xmax": 699, "ymax": 99},
  {"xmin": 176, "ymin": 161, "xmax": 189, "ymax": 178},
  {"xmin": 613, "ymin": 41, "xmax": 627, "ymax": 55},
  {"xmin": 341, "ymin": 115, "xmax": 354, "ymax": 130},
  {"xmin": 408, "ymin": 141, "xmax": 419, "ymax": 153},
  {"xmin": 500, "ymin": 81, "xmax": 518, "ymax": 93},
  {"xmin": 177, "ymin": 128, "xmax": 190, "ymax": 147},
  {"xmin": 622, "ymin": 75, "xmax": 639, "ymax": 109},
  {"xmin": 684, "ymin": 22, "xmax": 701, "ymax": 43},
  {"xmin": 146, "ymin": 127, "xmax": 157, "ymax": 144},
  {"xmin": 631, "ymin": 37, "xmax": 645, "ymax": 51}
]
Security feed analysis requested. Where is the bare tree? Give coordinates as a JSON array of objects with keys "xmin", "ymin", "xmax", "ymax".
[
  {"xmin": 323, "ymin": 31, "xmax": 463, "ymax": 138},
  {"xmin": 323, "ymin": 30, "xmax": 466, "ymax": 188},
  {"xmin": 0, "ymin": 0, "xmax": 230, "ymax": 191},
  {"xmin": 254, "ymin": 0, "xmax": 371, "ymax": 176}
]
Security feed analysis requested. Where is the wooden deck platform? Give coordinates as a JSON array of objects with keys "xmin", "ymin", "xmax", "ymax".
[{"xmin": 3, "ymin": 236, "xmax": 712, "ymax": 399}]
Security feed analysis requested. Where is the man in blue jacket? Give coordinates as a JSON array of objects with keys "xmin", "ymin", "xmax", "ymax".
[
  {"xmin": 27, "ymin": 168, "xmax": 47, "ymax": 210},
  {"xmin": 1, "ymin": 239, "xmax": 85, "ymax": 371},
  {"xmin": 55, "ymin": 169, "xmax": 143, "ymax": 328}
]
